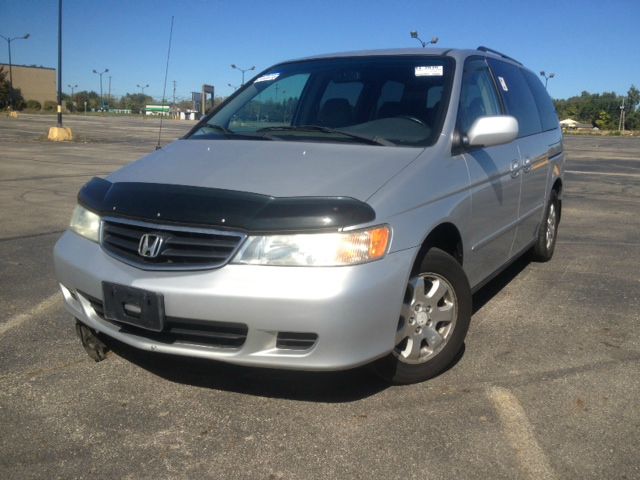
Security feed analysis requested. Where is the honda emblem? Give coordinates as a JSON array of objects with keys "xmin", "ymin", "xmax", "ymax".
[{"xmin": 138, "ymin": 234, "xmax": 165, "ymax": 258}]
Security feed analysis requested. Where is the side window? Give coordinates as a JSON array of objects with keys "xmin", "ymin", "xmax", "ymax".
[
  {"xmin": 522, "ymin": 69, "xmax": 559, "ymax": 131},
  {"xmin": 487, "ymin": 59, "xmax": 542, "ymax": 137},
  {"xmin": 457, "ymin": 58, "xmax": 502, "ymax": 133}
]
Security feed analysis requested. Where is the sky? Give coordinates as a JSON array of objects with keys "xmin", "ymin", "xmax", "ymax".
[{"xmin": 1, "ymin": 0, "xmax": 639, "ymax": 101}]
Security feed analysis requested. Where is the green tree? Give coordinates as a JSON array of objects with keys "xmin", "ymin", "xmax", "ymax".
[
  {"xmin": 118, "ymin": 93, "xmax": 153, "ymax": 113},
  {"xmin": 0, "ymin": 66, "xmax": 26, "ymax": 110},
  {"xmin": 553, "ymin": 87, "xmax": 638, "ymax": 129},
  {"xmin": 74, "ymin": 91, "xmax": 100, "ymax": 111},
  {"xmin": 595, "ymin": 110, "xmax": 612, "ymax": 130},
  {"xmin": 626, "ymin": 85, "xmax": 639, "ymax": 112},
  {"xmin": 626, "ymin": 111, "xmax": 640, "ymax": 130}
]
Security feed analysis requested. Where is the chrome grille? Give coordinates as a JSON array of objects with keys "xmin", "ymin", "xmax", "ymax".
[{"xmin": 101, "ymin": 217, "xmax": 245, "ymax": 270}]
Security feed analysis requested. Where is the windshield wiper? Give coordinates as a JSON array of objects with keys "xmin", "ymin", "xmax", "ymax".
[
  {"xmin": 256, "ymin": 125, "xmax": 393, "ymax": 146},
  {"xmin": 198, "ymin": 124, "xmax": 273, "ymax": 141}
]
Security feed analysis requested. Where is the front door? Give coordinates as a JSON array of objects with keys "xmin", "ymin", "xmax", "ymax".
[{"xmin": 457, "ymin": 58, "xmax": 521, "ymax": 287}]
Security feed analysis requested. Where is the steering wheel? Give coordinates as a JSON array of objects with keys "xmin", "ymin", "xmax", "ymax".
[{"xmin": 397, "ymin": 116, "xmax": 428, "ymax": 127}]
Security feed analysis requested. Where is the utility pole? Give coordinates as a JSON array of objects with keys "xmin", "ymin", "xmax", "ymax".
[
  {"xmin": 619, "ymin": 97, "xmax": 626, "ymax": 132},
  {"xmin": 172, "ymin": 80, "xmax": 176, "ymax": 117},
  {"xmin": 108, "ymin": 75, "xmax": 111, "ymax": 109}
]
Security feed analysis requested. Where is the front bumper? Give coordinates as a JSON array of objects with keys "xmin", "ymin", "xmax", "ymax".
[{"xmin": 54, "ymin": 231, "xmax": 417, "ymax": 370}]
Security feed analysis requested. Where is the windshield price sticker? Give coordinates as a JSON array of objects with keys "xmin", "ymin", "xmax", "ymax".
[
  {"xmin": 415, "ymin": 65, "xmax": 443, "ymax": 77},
  {"xmin": 254, "ymin": 73, "xmax": 280, "ymax": 83},
  {"xmin": 498, "ymin": 76, "xmax": 509, "ymax": 91}
]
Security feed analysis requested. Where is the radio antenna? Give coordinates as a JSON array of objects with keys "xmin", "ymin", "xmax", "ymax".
[{"xmin": 156, "ymin": 15, "xmax": 174, "ymax": 150}]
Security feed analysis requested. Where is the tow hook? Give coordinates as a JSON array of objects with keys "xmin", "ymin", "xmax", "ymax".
[{"xmin": 75, "ymin": 320, "xmax": 109, "ymax": 362}]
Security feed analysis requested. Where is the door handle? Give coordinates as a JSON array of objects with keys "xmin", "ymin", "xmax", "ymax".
[
  {"xmin": 523, "ymin": 157, "xmax": 532, "ymax": 173},
  {"xmin": 510, "ymin": 160, "xmax": 521, "ymax": 178}
]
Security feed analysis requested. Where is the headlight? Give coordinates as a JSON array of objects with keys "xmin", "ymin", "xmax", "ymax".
[
  {"xmin": 232, "ymin": 225, "xmax": 390, "ymax": 266},
  {"xmin": 69, "ymin": 205, "xmax": 101, "ymax": 242}
]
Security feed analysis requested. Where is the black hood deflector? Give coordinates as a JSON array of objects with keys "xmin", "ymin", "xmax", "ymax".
[{"xmin": 78, "ymin": 177, "xmax": 375, "ymax": 233}]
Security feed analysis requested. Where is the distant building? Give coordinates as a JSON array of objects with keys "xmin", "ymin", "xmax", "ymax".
[
  {"xmin": 0, "ymin": 64, "xmax": 56, "ymax": 105},
  {"xmin": 560, "ymin": 118, "xmax": 594, "ymax": 131},
  {"xmin": 144, "ymin": 104, "xmax": 170, "ymax": 116}
]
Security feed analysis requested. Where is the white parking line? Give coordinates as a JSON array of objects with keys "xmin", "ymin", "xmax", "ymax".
[
  {"xmin": 565, "ymin": 169, "xmax": 640, "ymax": 178},
  {"xmin": 487, "ymin": 386, "xmax": 557, "ymax": 480},
  {"xmin": 0, "ymin": 292, "xmax": 60, "ymax": 337}
]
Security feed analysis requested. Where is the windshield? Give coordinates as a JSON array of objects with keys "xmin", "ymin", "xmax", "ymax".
[{"xmin": 188, "ymin": 56, "xmax": 455, "ymax": 147}]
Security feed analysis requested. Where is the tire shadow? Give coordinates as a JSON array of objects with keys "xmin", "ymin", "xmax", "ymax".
[
  {"xmin": 100, "ymin": 335, "xmax": 389, "ymax": 403},
  {"xmin": 472, "ymin": 255, "xmax": 531, "ymax": 314},
  {"xmin": 94, "ymin": 256, "xmax": 530, "ymax": 401}
]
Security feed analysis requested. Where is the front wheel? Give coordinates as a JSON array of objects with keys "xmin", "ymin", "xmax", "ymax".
[{"xmin": 372, "ymin": 248, "xmax": 471, "ymax": 384}]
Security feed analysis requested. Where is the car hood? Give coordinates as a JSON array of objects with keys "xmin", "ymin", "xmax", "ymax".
[{"xmin": 107, "ymin": 139, "xmax": 423, "ymax": 201}]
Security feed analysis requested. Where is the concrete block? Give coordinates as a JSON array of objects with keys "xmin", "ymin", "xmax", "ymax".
[{"xmin": 47, "ymin": 126, "xmax": 73, "ymax": 142}]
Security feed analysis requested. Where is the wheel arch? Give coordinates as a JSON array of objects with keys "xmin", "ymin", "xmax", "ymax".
[
  {"xmin": 552, "ymin": 177, "xmax": 563, "ymax": 222},
  {"xmin": 412, "ymin": 222, "xmax": 464, "ymax": 273}
]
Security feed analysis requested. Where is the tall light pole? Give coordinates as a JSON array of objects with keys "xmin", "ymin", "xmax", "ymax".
[
  {"xmin": 67, "ymin": 83, "xmax": 77, "ymax": 110},
  {"xmin": 540, "ymin": 71, "xmax": 555, "ymax": 89},
  {"xmin": 409, "ymin": 31, "xmax": 438, "ymax": 48},
  {"xmin": 0, "ymin": 32, "xmax": 30, "ymax": 109},
  {"xmin": 136, "ymin": 83, "xmax": 149, "ymax": 95},
  {"xmin": 230, "ymin": 64, "xmax": 255, "ymax": 86},
  {"xmin": 108, "ymin": 75, "xmax": 111, "ymax": 108},
  {"xmin": 92, "ymin": 68, "xmax": 108, "ymax": 110}
]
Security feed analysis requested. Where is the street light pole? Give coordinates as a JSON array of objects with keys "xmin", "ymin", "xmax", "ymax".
[
  {"xmin": 92, "ymin": 68, "xmax": 108, "ymax": 110},
  {"xmin": 137, "ymin": 83, "xmax": 149, "ymax": 95},
  {"xmin": 539, "ymin": 70, "xmax": 555, "ymax": 89},
  {"xmin": 0, "ymin": 32, "xmax": 30, "ymax": 109},
  {"xmin": 67, "ymin": 83, "xmax": 77, "ymax": 110},
  {"xmin": 56, "ymin": 0, "xmax": 62, "ymax": 126},
  {"xmin": 409, "ymin": 31, "xmax": 438, "ymax": 48},
  {"xmin": 230, "ymin": 64, "xmax": 255, "ymax": 86},
  {"xmin": 108, "ymin": 75, "xmax": 111, "ymax": 108}
]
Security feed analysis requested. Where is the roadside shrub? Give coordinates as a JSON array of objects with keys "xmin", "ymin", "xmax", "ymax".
[
  {"xmin": 609, "ymin": 130, "xmax": 622, "ymax": 136},
  {"xmin": 26, "ymin": 99, "xmax": 41, "ymax": 111},
  {"xmin": 43, "ymin": 100, "xmax": 57, "ymax": 112}
]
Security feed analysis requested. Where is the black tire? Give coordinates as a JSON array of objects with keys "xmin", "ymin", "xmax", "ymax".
[
  {"xmin": 75, "ymin": 320, "xmax": 109, "ymax": 362},
  {"xmin": 531, "ymin": 190, "xmax": 560, "ymax": 262},
  {"xmin": 372, "ymin": 248, "xmax": 472, "ymax": 384}
]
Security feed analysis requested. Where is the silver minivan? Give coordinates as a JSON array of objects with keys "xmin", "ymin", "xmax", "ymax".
[{"xmin": 54, "ymin": 47, "xmax": 564, "ymax": 384}]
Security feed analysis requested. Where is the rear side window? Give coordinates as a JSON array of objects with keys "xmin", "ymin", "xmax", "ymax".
[
  {"xmin": 522, "ymin": 69, "xmax": 559, "ymax": 131},
  {"xmin": 487, "ymin": 59, "xmax": 542, "ymax": 137}
]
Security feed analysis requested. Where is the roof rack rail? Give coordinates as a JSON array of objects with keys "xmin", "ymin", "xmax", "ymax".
[{"xmin": 476, "ymin": 46, "xmax": 522, "ymax": 66}]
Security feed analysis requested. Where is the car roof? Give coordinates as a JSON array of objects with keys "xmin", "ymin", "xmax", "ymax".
[{"xmin": 288, "ymin": 47, "xmax": 522, "ymax": 68}]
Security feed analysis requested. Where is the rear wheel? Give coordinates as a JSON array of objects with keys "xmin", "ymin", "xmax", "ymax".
[
  {"xmin": 373, "ymin": 248, "xmax": 471, "ymax": 384},
  {"xmin": 531, "ymin": 190, "xmax": 559, "ymax": 262}
]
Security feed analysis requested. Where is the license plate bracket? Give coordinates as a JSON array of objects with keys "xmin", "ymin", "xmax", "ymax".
[{"xmin": 102, "ymin": 282, "xmax": 165, "ymax": 332}]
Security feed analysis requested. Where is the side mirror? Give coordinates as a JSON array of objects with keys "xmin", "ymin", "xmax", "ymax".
[{"xmin": 465, "ymin": 115, "xmax": 518, "ymax": 147}]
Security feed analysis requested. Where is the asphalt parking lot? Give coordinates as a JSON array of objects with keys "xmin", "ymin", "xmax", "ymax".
[{"xmin": 1, "ymin": 114, "xmax": 638, "ymax": 479}]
